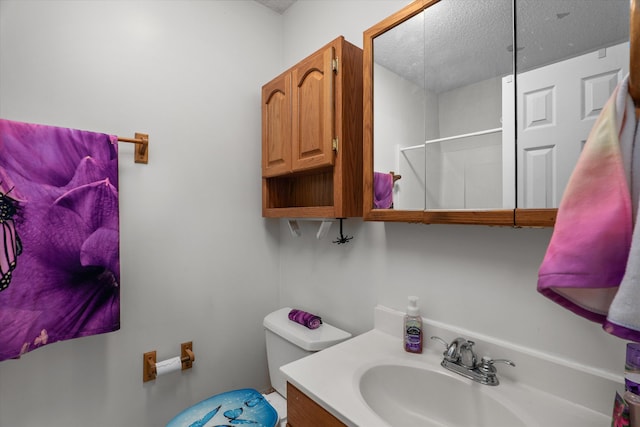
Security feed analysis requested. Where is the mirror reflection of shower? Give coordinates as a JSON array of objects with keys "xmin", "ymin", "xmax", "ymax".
[{"xmin": 372, "ymin": 0, "xmax": 630, "ymax": 211}]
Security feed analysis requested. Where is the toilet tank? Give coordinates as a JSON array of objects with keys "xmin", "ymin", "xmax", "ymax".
[{"xmin": 263, "ymin": 308, "xmax": 351, "ymax": 398}]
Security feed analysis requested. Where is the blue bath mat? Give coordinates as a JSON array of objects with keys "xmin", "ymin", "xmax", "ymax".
[{"xmin": 167, "ymin": 388, "xmax": 278, "ymax": 427}]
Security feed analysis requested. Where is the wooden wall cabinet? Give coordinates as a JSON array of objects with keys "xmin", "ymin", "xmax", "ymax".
[
  {"xmin": 286, "ymin": 382, "xmax": 346, "ymax": 427},
  {"xmin": 262, "ymin": 36, "xmax": 363, "ymax": 218}
]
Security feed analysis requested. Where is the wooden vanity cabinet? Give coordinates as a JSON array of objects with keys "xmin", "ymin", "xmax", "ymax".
[
  {"xmin": 287, "ymin": 382, "xmax": 346, "ymax": 427},
  {"xmin": 262, "ymin": 36, "xmax": 363, "ymax": 218}
]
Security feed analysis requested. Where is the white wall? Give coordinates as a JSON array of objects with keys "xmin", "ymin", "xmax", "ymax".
[
  {"xmin": 0, "ymin": 1, "xmax": 283, "ymax": 426},
  {"xmin": 0, "ymin": 0, "xmax": 629, "ymax": 426}
]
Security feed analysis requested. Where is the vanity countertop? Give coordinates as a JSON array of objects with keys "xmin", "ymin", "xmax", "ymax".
[{"xmin": 281, "ymin": 306, "xmax": 614, "ymax": 427}]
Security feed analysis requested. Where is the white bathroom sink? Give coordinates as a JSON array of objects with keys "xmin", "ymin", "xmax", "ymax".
[
  {"xmin": 359, "ymin": 364, "xmax": 526, "ymax": 427},
  {"xmin": 280, "ymin": 306, "xmax": 614, "ymax": 427}
]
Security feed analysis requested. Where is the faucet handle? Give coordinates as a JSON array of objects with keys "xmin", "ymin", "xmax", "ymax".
[
  {"xmin": 430, "ymin": 336, "xmax": 449, "ymax": 350},
  {"xmin": 477, "ymin": 356, "xmax": 515, "ymax": 386},
  {"xmin": 489, "ymin": 357, "xmax": 515, "ymax": 367},
  {"xmin": 478, "ymin": 356, "xmax": 515, "ymax": 373},
  {"xmin": 430, "ymin": 336, "xmax": 452, "ymax": 359}
]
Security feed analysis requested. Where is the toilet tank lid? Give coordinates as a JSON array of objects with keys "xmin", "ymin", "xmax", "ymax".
[{"xmin": 263, "ymin": 308, "xmax": 352, "ymax": 352}]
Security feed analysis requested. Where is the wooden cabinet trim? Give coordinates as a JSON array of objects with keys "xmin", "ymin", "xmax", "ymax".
[{"xmin": 515, "ymin": 208, "xmax": 557, "ymax": 227}]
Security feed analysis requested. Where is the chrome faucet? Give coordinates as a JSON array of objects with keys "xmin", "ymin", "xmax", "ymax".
[{"xmin": 430, "ymin": 336, "xmax": 515, "ymax": 386}]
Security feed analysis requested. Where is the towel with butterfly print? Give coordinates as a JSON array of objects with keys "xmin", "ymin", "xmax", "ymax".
[{"xmin": 0, "ymin": 119, "xmax": 120, "ymax": 361}]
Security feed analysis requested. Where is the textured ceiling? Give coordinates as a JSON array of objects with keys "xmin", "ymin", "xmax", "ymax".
[
  {"xmin": 374, "ymin": 0, "xmax": 630, "ymax": 93},
  {"xmin": 254, "ymin": 0, "xmax": 629, "ymax": 93},
  {"xmin": 255, "ymin": 0, "xmax": 296, "ymax": 14}
]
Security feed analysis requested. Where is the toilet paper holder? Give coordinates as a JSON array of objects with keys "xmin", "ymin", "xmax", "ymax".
[{"xmin": 143, "ymin": 341, "xmax": 195, "ymax": 383}]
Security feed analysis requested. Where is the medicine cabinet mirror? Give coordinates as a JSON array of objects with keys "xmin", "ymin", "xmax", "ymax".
[{"xmin": 363, "ymin": 0, "xmax": 630, "ymax": 226}]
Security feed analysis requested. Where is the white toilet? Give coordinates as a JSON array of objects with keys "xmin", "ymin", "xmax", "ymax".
[
  {"xmin": 166, "ymin": 307, "xmax": 351, "ymax": 427},
  {"xmin": 262, "ymin": 307, "xmax": 352, "ymax": 426}
]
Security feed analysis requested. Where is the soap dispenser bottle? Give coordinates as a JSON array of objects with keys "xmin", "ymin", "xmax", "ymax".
[{"xmin": 404, "ymin": 296, "xmax": 423, "ymax": 354}]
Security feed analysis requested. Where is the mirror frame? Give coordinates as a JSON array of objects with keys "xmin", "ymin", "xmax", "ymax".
[{"xmin": 362, "ymin": 0, "xmax": 557, "ymax": 227}]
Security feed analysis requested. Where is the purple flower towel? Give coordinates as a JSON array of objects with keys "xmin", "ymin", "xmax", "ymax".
[
  {"xmin": 0, "ymin": 119, "xmax": 120, "ymax": 361},
  {"xmin": 288, "ymin": 309, "xmax": 322, "ymax": 329}
]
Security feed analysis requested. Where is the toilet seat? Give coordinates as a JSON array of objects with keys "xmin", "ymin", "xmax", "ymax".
[{"xmin": 167, "ymin": 388, "xmax": 278, "ymax": 427}]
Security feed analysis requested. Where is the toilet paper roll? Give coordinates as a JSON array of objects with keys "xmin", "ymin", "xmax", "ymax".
[{"xmin": 156, "ymin": 356, "xmax": 182, "ymax": 376}]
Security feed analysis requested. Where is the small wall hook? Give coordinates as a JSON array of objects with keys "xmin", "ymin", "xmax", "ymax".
[
  {"xmin": 316, "ymin": 220, "xmax": 334, "ymax": 239},
  {"xmin": 288, "ymin": 220, "xmax": 301, "ymax": 237}
]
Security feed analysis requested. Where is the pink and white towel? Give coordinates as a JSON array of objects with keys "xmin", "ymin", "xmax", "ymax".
[{"xmin": 538, "ymin": 75, "xmax": 640, "ymax": 341}]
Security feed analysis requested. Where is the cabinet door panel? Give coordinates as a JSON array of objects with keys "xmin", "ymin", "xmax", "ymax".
[
  {"xmin": 292, "ymin": 46, "xmax": 335, "ymax": 172},
  {"xmin": 262, "ymin": 73, "xmax": 292, "ymax": 177},
  {"xmin": 287, "ymin": 382, "xmax": 346, "ymax": 427}
]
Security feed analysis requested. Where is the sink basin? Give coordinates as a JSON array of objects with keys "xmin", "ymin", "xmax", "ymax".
[
  {"xmin": 282, "ymin": 313, "xmax": 613, "ymax": 427},
  {"xmin": 359, "ymin": 364, "xmax": 526, "ymax": 427}
]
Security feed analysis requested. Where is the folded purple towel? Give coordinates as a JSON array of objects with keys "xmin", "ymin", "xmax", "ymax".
[
  {"xmin": 373, "ymin": 172, "xmax": 393, "ymax": 209},
  {"xmin": 288, "ymin": 309, "xmax": 322, "ymax": 329}
]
